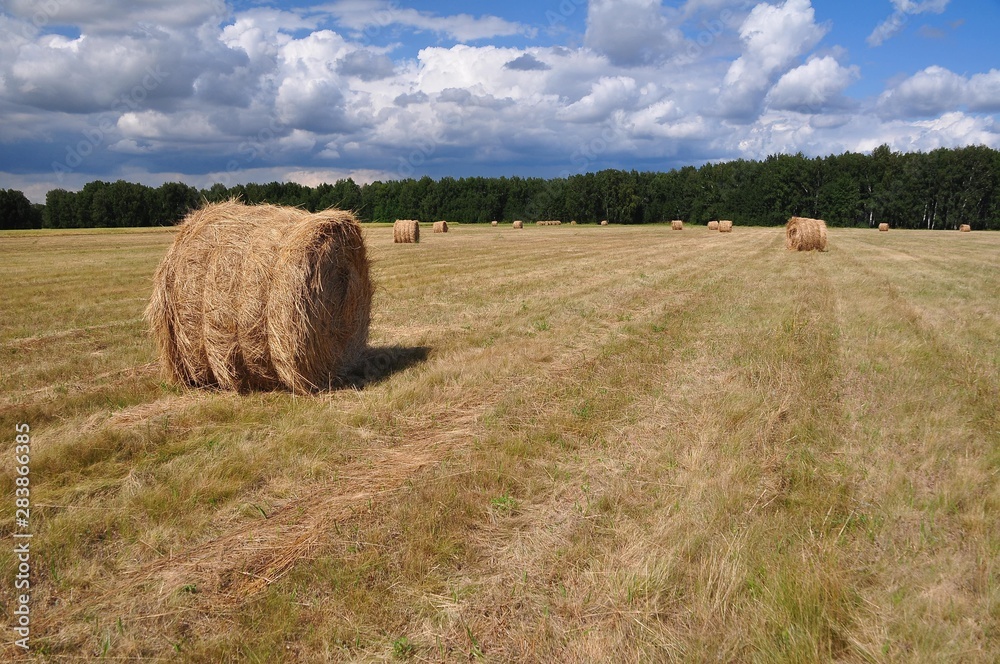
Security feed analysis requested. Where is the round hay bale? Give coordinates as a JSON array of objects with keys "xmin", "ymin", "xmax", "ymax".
[
  {"xmin": 491, "ymin": 220, "xmax": 499, "ymax": 227},
  {"xmin": 785, "ymin": 216, "xmax": 828, "ymax": 252},
  {"xmin": 671, "ymin": 220, "xmax": 684, "ymax": 231},
  {"xmin": 570, "ymin": 220, "xmax": 577, "ymax": 225},
  {"xmin": 433, "ymin": 220, "xmax": 449, "ymax": 233},
  {"xmin": 146, "ymin": 200, "xmax": 373, "ymax": 393},
  {"xmin": 878, "ymin": 223, "xmax": 889, "ymax": 232},
  {"xmin": 719, "ymin": 220, "xmax": 733, "ymax": 233},
  {"xmin": 513, "ymin": 220, "xmax": 524, "ymax": 229},
  {"xmin": 600, "ymin": 220, "xmax": 609, "ymax": 226},
  {"xmin": 960, "ymin": 224, "xmax": 972, "ymax": 232},
  {"xmin": 393, "ymin": 219, "xmax": 420, "ymax": 243},
  {"xmin": 707, "ymin": 220, "xmax": 720, "ymax": 231}
]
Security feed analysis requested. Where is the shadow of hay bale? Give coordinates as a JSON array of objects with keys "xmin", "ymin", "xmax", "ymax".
[{"xmin": 334, "ymin": 345, "xmax": 431, "ymax": 390}]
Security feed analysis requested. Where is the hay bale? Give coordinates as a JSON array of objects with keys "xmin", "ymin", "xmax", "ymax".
[
  {"xmin": 719, "ymin": 220, "xmax": 733, "ymax": 233},
  {"xmin": 146, "ymin": 200, "xmax": 373, "ymax": 393},
  {"xmin": 491, "ymin": 220, "xmax": 498, "ymax": 227},
  {"xmin": 878, "ymin": 223, "xmax": 889, "ymax": 232},
  {"xmin": 570, "ymin": 220, "xmax": 577, "ymax": 225},
  {"xmin": 671, "ymin": 220, "xmax": 684, "ymax": 231},
  {"xmin": 600, "ymin": 220, "xmax": 609, "ymax": 226},
  {"xmin": 393, "ymin": 219, "xmax": 420, "ymax": 243},
  {"xmin": 707, "ymin": 220, "xmax": 720, "ymax": 231},
  {"xmin": 960, "ymin": 224, "xmax": 972, "ymax": 232},
  {"xmin": 433, "ymin": 220, "xmax": 449, "ymax": 233},
  {"xmin": 785, "ymin": 216, "xmax": 828, "ymax": 252},
  {"xmin": 513, "ymin": 220, "xmax": 524, "ymax": 229}
]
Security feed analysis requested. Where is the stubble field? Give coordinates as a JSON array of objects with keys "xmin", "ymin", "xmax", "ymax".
[{"xmin": 1, "ymin": 223, "xmax": 997, "ymax": 661}]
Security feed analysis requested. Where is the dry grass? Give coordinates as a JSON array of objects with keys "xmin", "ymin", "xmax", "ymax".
[{"xmin": 1, "ymin": 225, "xmax": 998, "ymax": 662}]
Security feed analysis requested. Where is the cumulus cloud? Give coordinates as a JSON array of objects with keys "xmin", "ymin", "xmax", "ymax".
[
  {"xmin": 877, "ymin": 66, "xmax": 1000, "ymax": 118},
  {"xmin": 584, "ymin": 0, "xmax": 685, "ymax": 67},
  {"xmin": 504, "ymin": 54, "xmax": 550, "ymax": 71},
  {"xmin": 767, "ymin": 56, "xmax": 860, "ymax": 112},
  {"xmin": 336, "ymin": 50, "xmax": 396, "ymax": 80},
  {"xmin": 558, "ymin": 76, "xmax": 640, "ymax": 123},
  {"xmin": 719, "ymin": 0, "xmax": 828, "ymax": 121},
  {"xmin": 324, "ymin": 0, "xmax": 534, "ymax": 42},
  {"xmin": 868, "ymin": 0, "xmax": 950, "ymax": 47}
]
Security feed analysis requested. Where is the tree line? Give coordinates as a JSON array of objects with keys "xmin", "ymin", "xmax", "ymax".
[{"xmin": 2, "ymin": 145, "xmax": 998, "ymax": 230}]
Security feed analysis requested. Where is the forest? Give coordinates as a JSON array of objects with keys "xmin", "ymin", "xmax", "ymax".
[{"xmin": 2, "ymin": 144, "xmax": 998, "ymax": 230}]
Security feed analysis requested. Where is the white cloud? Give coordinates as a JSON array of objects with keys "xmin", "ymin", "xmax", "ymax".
[
  {"xmin": 719, "ymin": 0, "xmax": 827, "ymax": 120},
  {"xmin": 3, "ymin": 0, "xmax": 226, "ymax": 33},
  {"xmin": 767, "ymin": 56, "xmax": 860, "ymax": 112},
  {"xmin": 584, "ymin": 0, "xmax": 686, "ymax": 67},
  {"xmin": 324, "ymin": 0, "xmax": 534, "ymax": 42},
  {"xmin": 558, "ymin": 76, "xmax": 640, "ymax": 123},
  {"xmin": 867, "ymin": 0, "xmax": 950, "ymax": 47},
  {"xmin": 877, "ymin": 66, "xmax": 1000, "ymax": 118}
]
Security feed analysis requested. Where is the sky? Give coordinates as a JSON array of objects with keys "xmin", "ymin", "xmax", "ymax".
[{"xmin": 1, "ymin": 0, "xmax": 999, "ymax": 202}]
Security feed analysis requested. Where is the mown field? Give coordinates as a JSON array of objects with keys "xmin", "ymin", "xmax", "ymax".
[{"xmin": 1, "ymin": 223, "xmax": 997, "ymax": 662}]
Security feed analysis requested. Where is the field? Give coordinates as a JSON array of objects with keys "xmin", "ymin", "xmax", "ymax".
[{"xmin": 1, "ymin": 223, "xmax": 998, "ymax": 661}]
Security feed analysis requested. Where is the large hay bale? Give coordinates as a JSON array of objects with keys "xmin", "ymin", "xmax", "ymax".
[
  {"xmin": 878, "ymin": 223, "xmax": 889, "ymax": 232},
  {"xmin": 513, "ymin": 220, "xmax": 524, "ymax": 229},
  {"xmin": 707, "ymin": 220, "xmax": 720, "ymax": 231},
  {"xmin": 719, "ymin": 220, "xmax": 733, "ymax": 233},
  {"xmin": 671, "ymin": 220, "xmax": 684, "ymax": 231},
  {"xmin": 433, "ymin": 220, "xmax": 449, "ymax": 233},
  {"xmin": 146, "ymin": 200, "xmax": 373, "ymax": 393},
  {"xmin": 393, "ymin": 219, "xmax": 420, "ymax": 243},
  {"xmin": 491, "ymin": 220, "xmax": 498, "ymax": 227},
  {"xmin": 785, "ymin": 216, "xmax": 828, "ymax": 252},
  {"xmin": 960, "ymin": 224, "xmax": 972, "ymax": 232},
  {"xmin": 600, "ymin": 220, "xmax": 609, "ymax": 226}
]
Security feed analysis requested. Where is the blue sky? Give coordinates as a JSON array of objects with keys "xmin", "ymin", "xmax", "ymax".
[{"xmin": 1, "ymin": 0, "xmax": 998, "ymax": 202}]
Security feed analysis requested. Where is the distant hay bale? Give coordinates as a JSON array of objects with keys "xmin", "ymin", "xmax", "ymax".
[
  {"xmin": 785, "ymin": 216, "xmax": 828, "ymax": 252},
  {"xmin": 960, "ymin": 224, "xmax": 972, "ymax": 232},
  {"xmin": 537, "ymin": 220, "xmax": 548, "ymax": 226},
  {"xmin": 146, "ymin": 200, "xmax": 373, "ymax": 394},
  {"xmin": 570, "ymin": 220, "xmax": 577, "ymax": 225},
  {"xmin": 671, "ymin": 220, "xmax": 684, "ymax": 231},
  {"xmin": 600, "ymin": 220, "xmax": 609, "ymax": 226},
  {"xmin": 707, "ymin": 220, "xmax": 720, "ymax": 231},
  {"xmin": 878, "ymin": 223, "xmax": 889, "ymax": 232},
  {"xmin": 513, "ymin": 220, "xmax": 524, "ymax": 229},
  {"xmin": 393, "ymin": 219, "xmax": 420, "ymax": 243},
  {"xmin": 433, "ymin": 220, "xmax": 449, "ymax": 233},
  {"xmin": 491, "ymin": 220, "xmax": 498, "ymax": 227},
  {"xmin": 719, "ymin": 220, "xmax": 733, "ymax": 233}
]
